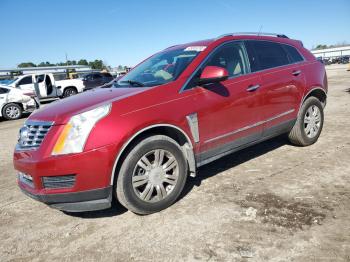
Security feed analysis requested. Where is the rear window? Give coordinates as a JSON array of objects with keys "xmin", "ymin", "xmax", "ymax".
[
  {"xmin": 246, "ymin": 41, "xmax": 290, "ymax": 72},
  {"xmin": 283, "ymin": 44, "xmax": 304, "ymax": 63}
]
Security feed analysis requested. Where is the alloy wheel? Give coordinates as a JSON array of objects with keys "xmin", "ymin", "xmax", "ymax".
[
  {"xmin": 5, "ymin": 106, "xmax": 20, "ymax": 119},
  {"xmin": 304, "ymin": 105, "xmax": 322, "ymax": 138}
]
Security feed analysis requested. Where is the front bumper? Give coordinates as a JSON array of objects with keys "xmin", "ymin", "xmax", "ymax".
[
  {"xmin": 14, "ymin": 142, "xmax": 119, "ymax": 212},
  {"xmin": 19, "ymin": 183, "xmax": 112, "ymax": 212}
]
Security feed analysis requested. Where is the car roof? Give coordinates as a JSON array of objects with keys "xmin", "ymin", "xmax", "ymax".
[{"xmin": 167, "ymin": 33, "xmax": 302, "ymax": 51}]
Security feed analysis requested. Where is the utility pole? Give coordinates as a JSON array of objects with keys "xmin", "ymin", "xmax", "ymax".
[{"xmin": 65, "ymin": 52, "xmax": 69, "ymax": 78}]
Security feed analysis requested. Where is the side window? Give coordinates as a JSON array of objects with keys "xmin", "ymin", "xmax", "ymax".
[
  {"xmin": 35, "ymin": 74, "xmax": 45, "ymax": 83},
  {"xmin": 0, "ymin": 87, "xmax": 10, "ymax": 94},
  {"xmin": 283, "ymin": 44, "xmax": 304, "ymax": 63},
  {"xmin": 246, "ymin": 41, "xmax": 290, "ymax": 71},
  {"xmin": 18, "ymin": 76, "xmax": 33, "ymax": 85},
  {"xmin": 205, "ymin": 42, "xmax": 248, "ymax": 77},
  {"xmin": 102, "ymin": 73, "xmax": 112, "ymax": 78},
  {"xmin": 184, "ymin": 42, "xmax": 248, "ymax": 90},
  {"xmin": 93, "ymin": 74, "xmax": 102, "ymax": 79}
]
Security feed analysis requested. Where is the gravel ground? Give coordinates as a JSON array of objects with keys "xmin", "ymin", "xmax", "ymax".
[{"xmin": 0, "ymin": 65, "xmax": 349, "ymax": 262}]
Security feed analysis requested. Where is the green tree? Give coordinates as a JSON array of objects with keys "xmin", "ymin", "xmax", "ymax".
[
  {"xmin": 78, "ymin": 59, "xmax": 89, "ymax": 66},
  {"xmin": 314, "ymin": 44, "xmax": 328, "ymax": 50},
  {"xmin": 89, "ymin": 60, "xmax": 104, "ymax": 70},
  {"xmin": 18, "ymin": 62, "xmax": 36, "ymax": 68}
]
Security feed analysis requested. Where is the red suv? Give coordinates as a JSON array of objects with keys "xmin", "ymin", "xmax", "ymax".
[{"xmin": 14, "ymin": 33, "xmax": 327, "ymax": 214}]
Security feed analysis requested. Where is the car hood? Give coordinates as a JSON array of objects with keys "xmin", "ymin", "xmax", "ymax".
[{"xmin": 29, "ymin": 87, "xmax": 147, "ymax": 124}]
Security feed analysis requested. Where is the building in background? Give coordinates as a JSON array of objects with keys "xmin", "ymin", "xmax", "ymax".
[{"xmin": 311, "ymin": 46, "xmax": 350, "ymax": 64}]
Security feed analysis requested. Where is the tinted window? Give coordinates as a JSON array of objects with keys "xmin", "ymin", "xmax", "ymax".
[
  {"xmin": 93, "ymin": 74, "xmax": 102, "ymax": 79},
  {"xmin": 84, "ymin": 74, "xmax": 93, "ymax": 81},
  {"xmin": 18, "ymin": 76, "xmax": 33, "ymax": 85},
  {"xmin": 283, "ymin": 44, "xmax": 304, "ymax": 63},
  {"xmin": 0, "ymin": 87, "xmax": 10, "ymax": 94},
  {"xmin": 205, "ymin": 42, "xmax": 248, "ymax": 77},
  {"xmin": 35, "ymin": 74, "xmax": 45, "ymax": 83},
  {"xmin": 102, "ymin": 73, "xmax": 112, "ymax": 78},
  {"xmin": 246, "ymin": 41, "xmax": 289, "ymax": 71}
]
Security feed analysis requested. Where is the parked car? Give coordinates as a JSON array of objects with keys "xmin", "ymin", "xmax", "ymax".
[
  {"xmin": 0, "ymin": 85, "xmax": 39, "ymax": 120},
  {"xmin": 82, "ymin": 72, "xmax": 114, "ymax": 90},
  {"xmin": 14, "ymin": 33, "xmax": 327, "ymax": 215},
  {"xmin": 7, "ymin": 73, "xmax": 84, "ymax": 99}
]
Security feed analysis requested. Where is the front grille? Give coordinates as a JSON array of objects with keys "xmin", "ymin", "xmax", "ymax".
[
  {"xmin": 42, "ymin": 175, "xmax": 76, "ymax": 189},
  {"xmin": 17, "ymin": 121, "xmax": 53, "ymax": 150}
]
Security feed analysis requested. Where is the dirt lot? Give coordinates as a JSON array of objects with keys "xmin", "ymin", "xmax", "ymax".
[{"xmin": 1, "ymin": 65, "xmax": 350, "ymax": 262}]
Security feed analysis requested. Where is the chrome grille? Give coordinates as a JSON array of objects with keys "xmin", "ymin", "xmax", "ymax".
[
  {"xmin": 42, "ymin": 175, "xmax": 76, "ymax": 189},
  {"xmin": 17, "ymin": 121, "xmax": 53, "ymax": 150}
]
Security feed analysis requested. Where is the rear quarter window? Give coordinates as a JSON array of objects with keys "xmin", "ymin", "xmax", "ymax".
[{"xmin": 282, "ymin": 44, "xmax": 304, "ymax": 63}]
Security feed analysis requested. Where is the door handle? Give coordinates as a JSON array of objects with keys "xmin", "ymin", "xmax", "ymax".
[
  {"xmin": 292, "ymin": 70, "xmax": 301, "ymax": 76},
  {"xmin": 246, "ymin": 84, "xmax": 260, "ymax": 92}
]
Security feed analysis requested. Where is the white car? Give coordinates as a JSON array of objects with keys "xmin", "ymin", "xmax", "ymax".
[
  {"xmin": 7, "ymin": 73, "xmax": 85, "ymax": 100},
  {"xmin": 0, "ymin": 85, "xmax": 39, "ymax": 120}
]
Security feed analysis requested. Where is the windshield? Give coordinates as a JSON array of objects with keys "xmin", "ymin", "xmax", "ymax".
[{"xmin": 115, "ymin": 47, "xmax": 202, "ymax": 88}]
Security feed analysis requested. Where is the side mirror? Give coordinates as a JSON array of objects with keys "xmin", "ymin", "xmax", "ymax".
[{"xmin": 198, "ymin": 66, "xmax": 229, "ymax": 85}]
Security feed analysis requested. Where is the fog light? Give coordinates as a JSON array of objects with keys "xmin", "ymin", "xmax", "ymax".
[{"xmin": 18, "ymin": 172, "xmax": 34, "ymax": 188}]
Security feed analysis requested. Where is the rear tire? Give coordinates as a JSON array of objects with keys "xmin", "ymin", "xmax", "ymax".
[
  {"xmin": 116, "ymin": 135, "xmax": 188, "ymax": 215},
  {"xmin": 62, "ymin": 87, "xmax": 77, "ymax": 98},
  {"xmin": 2, "ymin": 103, "xmax": 22, "ymax": 120},
  {"xmin": 288, "ymin": 96, "xmax": 324, "ymax": 146}
]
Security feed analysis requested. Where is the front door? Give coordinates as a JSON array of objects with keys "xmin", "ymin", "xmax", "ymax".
[
  {"xmin": 183, "ymin": 41, "xmax": 264, "ymax": 164},
  {"xmin": 35, "ymin": 74, "xmax": 48, "ymax": 97}
]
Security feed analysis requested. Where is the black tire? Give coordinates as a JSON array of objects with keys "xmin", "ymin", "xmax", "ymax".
[
  {"xmin": 2, "ymin": 103, "xmax": 22, "ymax": 120},
  {"xmin": 62, "ymin": 87, "xmax": 77, "ymax": 98},
  {"xmin": 288, "ymin": 96, "xmax": 324, "ymax": 146},
  {"xmin": 116, "ymin": 135, "xmax": 188, "ymax": 215}
]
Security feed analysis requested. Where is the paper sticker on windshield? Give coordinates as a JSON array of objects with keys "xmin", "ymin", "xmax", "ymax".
[{"xmin": 184, "ymin": 46, "xmax": 206, "ymax": 52}]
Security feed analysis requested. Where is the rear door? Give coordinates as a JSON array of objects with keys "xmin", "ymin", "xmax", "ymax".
[
  {"xmin": 183, "ymin": 41, "xmax": 264, "ymax": 164},
  {"xmin": 245, "ymin": 40, "xmax": 305, "ymax": 136}
]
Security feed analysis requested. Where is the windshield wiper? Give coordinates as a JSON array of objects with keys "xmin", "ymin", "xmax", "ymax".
[{"xmin": 120, "ymin": 80, "xmax": 145, "ymax": 87}]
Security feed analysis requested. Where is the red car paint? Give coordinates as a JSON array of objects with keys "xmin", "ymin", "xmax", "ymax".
[{"xmin": 13, "ymin": 34, "xmax": 327, "ymax": 212}]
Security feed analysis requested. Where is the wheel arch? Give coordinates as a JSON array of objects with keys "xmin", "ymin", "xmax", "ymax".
[
  {"xmin": 110, "ymin": 124, "xmax": 196, "ymax": 185},
  {"xmin": 63, "ymin": 86, "xmax": 78, "ymax": 93},
  {"xmin": 302, "ymin": 87, "xmax": 327, "ymax": 108}
]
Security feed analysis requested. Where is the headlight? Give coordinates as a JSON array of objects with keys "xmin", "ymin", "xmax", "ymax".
[{"xmin": 52, "ymin": 104, "xmax": 111, "ymax": 155}]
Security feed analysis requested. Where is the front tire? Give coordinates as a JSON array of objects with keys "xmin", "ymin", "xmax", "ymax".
[
  {"xmin": 288, "ymin": 96, "xmax": 324, "ymax": 146},
  {"xmin": 2, "ymin": 103, "xmax": 22, "ymax": 120},
  {"xmin": 116, "ymin": 135, "xmax": 188, "ymax": 215}
]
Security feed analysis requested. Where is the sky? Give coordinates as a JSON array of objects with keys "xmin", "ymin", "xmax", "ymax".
[{"xmin": 1, "ymin": 0, "xmax": 349, "ymax": 68}]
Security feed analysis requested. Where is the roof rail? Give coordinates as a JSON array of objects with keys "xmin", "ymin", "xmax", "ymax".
[{"xmin": 216, "ymin": 32, "xmax": 289, "ymax": 40}]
